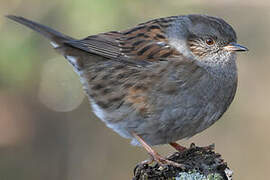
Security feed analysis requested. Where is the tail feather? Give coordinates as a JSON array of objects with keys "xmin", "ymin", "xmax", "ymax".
[
  {"xmin": 6, "ymin": 15, "xmax": 74, "ymax": 47},
  {"xmin": 6, "ymin": 15, "xmax": 90, "ymax": 74}
]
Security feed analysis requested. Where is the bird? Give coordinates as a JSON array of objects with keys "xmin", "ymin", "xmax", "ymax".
[{"xmin": 6, "ymin": 14, "xmax": 248, "ymax": 167}]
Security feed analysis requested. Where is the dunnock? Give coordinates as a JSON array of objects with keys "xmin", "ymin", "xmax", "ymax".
[{"xmin": 7, "ymin": 14, "xmax": 248, "ymax": 167}]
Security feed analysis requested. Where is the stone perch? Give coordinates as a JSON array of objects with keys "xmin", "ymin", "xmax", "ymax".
[{"xmin": 133, "ymin": 144, "xmax": 233, "ymax": 180}]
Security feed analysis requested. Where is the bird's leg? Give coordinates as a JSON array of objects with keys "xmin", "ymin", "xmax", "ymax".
[
  {"xmin": 170, "ymin": 142, "xmax": 214, "ymax": 152},
  {"xmin": 132, "ymin": 132, "xmax": 184, "ymax": 168},
  {"xmin": 169, "ymin": 142, "xmax": 187, "ymax": 152}
]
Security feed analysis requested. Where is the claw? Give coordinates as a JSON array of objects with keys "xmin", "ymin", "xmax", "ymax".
[
  {"xmin": 132, "ymin": 132, "xmax": 184, "ymax": 168},
  {"xmin": 203, "ymin": 143, "xmax": 215, "ymax": 151},
  {"xmin": 153, "ymin": 154, "xmax": 184, "ymax": 168},
  {"xmin": 190, "ymin": 143, "xmax": 215, "ymax": 151}
]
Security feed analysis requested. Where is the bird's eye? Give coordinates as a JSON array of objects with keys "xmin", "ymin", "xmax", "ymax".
[{"xmin": 205, "ymin": 38, "xmax": 215, "ymax": 45}]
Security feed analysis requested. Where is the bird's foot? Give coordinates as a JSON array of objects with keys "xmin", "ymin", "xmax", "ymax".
[
  {"xmin": 169, "ymin": 142, "xmax": 187, "ymax": 152},
  {"xmin": 137, "ymin": 150, "xmax": 184, "ymax": 168},
  {"xmin": 190, "ymin": 143, "xmax": 215, "ymax": 151},
  {"xmin": 150, "ymin": 151, "xmax": 183, "ymax": 168},
  {"xmin": 132, "ymin": 132, "xmax": 184, "ymax": 168},
  {"xmin": 170, "ymin": 142, "xmax": 215, "ymax": 153}
]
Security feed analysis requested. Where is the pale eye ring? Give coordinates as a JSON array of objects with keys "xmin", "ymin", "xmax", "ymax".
[{"xmin": 205, "ymin": 38, "xmax": 215, "ymax": 45}]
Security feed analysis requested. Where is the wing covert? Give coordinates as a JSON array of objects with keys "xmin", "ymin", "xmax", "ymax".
[{"xmin": 65, "ymin": 18, "xmax": 182, "ymax": 64}]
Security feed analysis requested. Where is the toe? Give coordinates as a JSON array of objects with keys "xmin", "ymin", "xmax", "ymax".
[{"xmin": 154, "ymin": 154, "xmax": 184, "ymax": 168}]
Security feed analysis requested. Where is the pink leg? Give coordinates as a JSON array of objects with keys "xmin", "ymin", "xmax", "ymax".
[
  {"xmin": 169, "ymin": 142, "xmax": 187, "ymax": 152},
  {"xmin": 132, "ymin": 132, "xmax": 184, "ymax": 168}
]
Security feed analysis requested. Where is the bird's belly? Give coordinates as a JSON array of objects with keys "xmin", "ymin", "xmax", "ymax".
[
  {"xmin": 139, "ymin": 75, "xmax": 237, "ymax": 145},
  {"xmin": 136, "ymin": 103, "xmax": 224, "ymax": 145},
  {"xmin": 87, "ymin": 62, "xmax": 237, "ymax": 146},
  {"xmin": 90, "ymin": 84, "xmax": 233, "ymax": 146}
]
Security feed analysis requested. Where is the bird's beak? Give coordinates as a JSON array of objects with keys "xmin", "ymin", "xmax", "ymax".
[{"xmin": 223, "ymin": 42, "xmax": 248, "ymax": 52}]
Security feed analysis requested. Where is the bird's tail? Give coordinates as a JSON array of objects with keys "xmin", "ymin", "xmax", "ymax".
[
  {"xmin": 6, "ymin": 15, "xmax": 74, "ymax": 48},
  {"xmin": 6, "ymin": 15, "xmax": 93, "ymax": 74}
]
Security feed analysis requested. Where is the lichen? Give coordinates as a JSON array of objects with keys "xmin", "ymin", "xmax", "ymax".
[
  {"xmin": 133, "ymin": 143, "xmax": 231, "ymax": 180},
  {"xmin": 176, "ymin": 172, "xmax": 223, "ymax": 180}
]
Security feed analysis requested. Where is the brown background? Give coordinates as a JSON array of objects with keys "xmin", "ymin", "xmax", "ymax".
[{"xmin": 0, "ymin": 0, "xmax": 269, "ymax": 179}]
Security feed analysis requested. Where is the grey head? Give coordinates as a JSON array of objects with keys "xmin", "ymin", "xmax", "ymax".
[{"xmin": 167, "ymin": 14, "xmax": 248, "ymax": 69}]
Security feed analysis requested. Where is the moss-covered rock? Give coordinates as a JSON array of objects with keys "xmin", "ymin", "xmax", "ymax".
[{"xmin": 133, "ymin": 144, "xmax": 233, "ymax": 180}]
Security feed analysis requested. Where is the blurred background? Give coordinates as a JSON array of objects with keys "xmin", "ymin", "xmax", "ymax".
[{"xmin": 0, "ymin": 0, "xmax": 269, "ymax": 179}]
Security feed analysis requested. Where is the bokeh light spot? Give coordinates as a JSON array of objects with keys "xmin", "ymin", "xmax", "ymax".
[{"xmin": 38, "ymin": 57, "xmax": 85, "ymax": 112}]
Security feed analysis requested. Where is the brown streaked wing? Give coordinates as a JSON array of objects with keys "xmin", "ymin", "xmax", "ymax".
[{"xmin": 64, "ymin": 17, "xmax": 182, "ymax": 64}]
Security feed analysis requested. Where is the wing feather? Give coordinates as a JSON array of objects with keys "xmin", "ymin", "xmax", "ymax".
[{"xmin": 65, "ymin": 19, "xmax": 182, "ymax": 64}]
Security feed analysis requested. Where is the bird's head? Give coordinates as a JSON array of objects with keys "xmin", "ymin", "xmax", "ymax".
[{"xmin": 168, "ymin": 14, "xmax": 248, "ymax": 67}]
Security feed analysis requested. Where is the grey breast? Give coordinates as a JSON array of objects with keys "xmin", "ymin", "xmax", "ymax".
[
  {"xmin": 81, "ymin": 55, "xmax": 237, "ymax": 146},
  {"xmin": 125, "ymin": 58, "xmax": 237, "ymax": 146}
]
